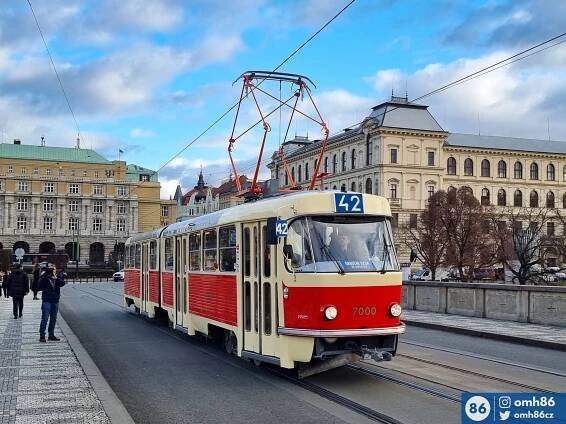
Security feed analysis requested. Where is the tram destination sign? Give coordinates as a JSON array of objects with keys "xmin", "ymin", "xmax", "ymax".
[{"xmin": 334, "ymin": 193, "xmax": 364, "ymax": 213}]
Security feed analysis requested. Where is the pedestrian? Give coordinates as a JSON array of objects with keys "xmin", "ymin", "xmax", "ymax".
[
  {"xmin": 38, "ymin": 266, "xmax": 66, "ymax": 342},
  {"xmin": 5, "ymin": 263, "xmax": 30, "ymax": 319},
  {"xmin": 32, "ymin": 263, "xmax": 40, "ymax": 300},
  {"xmin": 1, "ymin": 270, "xmax": 9, "ymax": 299}
]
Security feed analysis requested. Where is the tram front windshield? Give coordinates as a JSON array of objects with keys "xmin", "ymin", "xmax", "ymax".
[{"xmin": 285, "ymin": 215, "xmax": 399, "ymax": 273}]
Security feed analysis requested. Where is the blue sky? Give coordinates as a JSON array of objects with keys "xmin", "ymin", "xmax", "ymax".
[{"xmin": 1, "ymin": 0, "xmax": 565, "ymax": 197}]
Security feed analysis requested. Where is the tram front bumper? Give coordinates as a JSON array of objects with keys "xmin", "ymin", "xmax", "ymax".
[{"xmin": 277, "ymin": 323, "xmax": 406, "ymax": 337}]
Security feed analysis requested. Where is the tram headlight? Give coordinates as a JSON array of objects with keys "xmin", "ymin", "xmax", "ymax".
[
  {"xmin": 389, "ymin": 303, "xmax": 402, "ymax": 317},
  {"xmin": 324, "ymin": 306, "xmax": 338, "ymax": 320}
]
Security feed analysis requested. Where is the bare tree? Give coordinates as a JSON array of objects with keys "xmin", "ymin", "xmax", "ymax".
[{"xmin": 402, "ymin": 192, "xmax": 448, "ymax": 280}]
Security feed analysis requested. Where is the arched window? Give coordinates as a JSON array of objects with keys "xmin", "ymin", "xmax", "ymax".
[
  {"xmin": 481, "ymin": 159, "xmax": 490, "ymax": 177},
  {"xmin": 497, "ymin": 189, "xmax": 506, "ymax": 206},
  {"xmin": 305, "ymin": 162, "xmax": 309, "ymax": 181},
  {"xmin": 447, "ymin": 157, "xmax": 456, "ymax": 175},
  {"xmin": 547, "ymin": 191, "xmax": 555, "ymax": 208},
  {"xmin": 365, "ymin": 178, "xmax": 372, "ymax": 194},
  {"xmin": 547, "ymin": 164, "xmax": 555, "ymax": 181},
  {"xmin": 285, "ymin": 171, "xmax": 289, "ymax": 186},
  {"xmin": 464, "ymin": 158, "xmax": 474, "ymax": 176},
  {"xmin": 563, "ymin": 193, "xmax": 566, "ymax": 209},
  {"xmin": 341, "ymin": 152, "xmax": 347, "ymax": 171},
  {"xmin": 298, "ymin": 165, "xmax": 302, "ymax": 182},
  {"xmin": 332, "ymin": 185, "xmax": 337, "ymax": 190},
  {"xmin": 530, "ymin": 162, "xmax": 539, "ymax": 180},
  {"xmin": 563, "ymin": 165, "xmax": 566, "ymax": 181},
  {"xmin": 498, "ymin": 160, "xmax": 507, "ymax": 178},
  {"xmin": 351, "ymin": 182, "xmax": 356, "ymax": 192},
  {"xmin": 514, "ymin": 161, "xmax": 523, "ymax": 179},
  {"xmin": 530, "ymin": 190, "xmax": 539, "ymax": 207},
  {"xmin": 351, "ymin": 149, "xmax": 356, "ymax": 169},
  {"xmin": 332, "ymin": 154, "xmax": 337, "ymax": 173},
  {"xmin": 481, "ymin": 188, "xmax": 490, "ymax": 206},
  {"xmin": 291, "ymin": 167, "xmax": 295, "ymax": 182},
  {"xmin": 366, "ymin": 134, "xmax": 372, "ymax": 166},
  {"xmin": 340, "ymin": 184, "xmax": 346, "ymax": 192},
  {"xmin": 324, "ymin": 157, "xmax": 328, "ymax": 173},
  {"xmin": 514, "ymin": 190, "xmax": 522, "ymax": 207}
]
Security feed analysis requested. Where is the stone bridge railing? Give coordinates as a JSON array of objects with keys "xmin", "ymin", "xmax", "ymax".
[{"xmin": 402, "ymin": 280, "xmax": 566, "ymax": 327}]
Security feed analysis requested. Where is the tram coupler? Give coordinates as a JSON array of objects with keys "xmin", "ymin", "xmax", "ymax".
[{"xmin": 362, "ymin": 347, "xmax": 393, "ymax": 362}]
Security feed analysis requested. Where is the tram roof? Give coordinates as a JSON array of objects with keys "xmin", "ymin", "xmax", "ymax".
[{"xmin": 125, "ymin": 226, "xmax": 167, "ymax": 245}]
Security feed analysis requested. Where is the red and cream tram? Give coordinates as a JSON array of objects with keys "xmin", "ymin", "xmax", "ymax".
[{"xmin": 124, "ymin": 191, "xmax": 404, "ymax": 376}]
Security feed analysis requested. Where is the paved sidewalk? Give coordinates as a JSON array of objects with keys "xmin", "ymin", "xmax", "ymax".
[
  {"xmin": 0, "ymin": 295, "xmax": 111, "ymax": 424},
  {"xmin": 403, "ymin": 310, "xmax": 566, "ymax": 350}
]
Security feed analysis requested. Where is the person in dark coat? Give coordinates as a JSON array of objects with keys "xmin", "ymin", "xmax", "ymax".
[
  {"xmin": 1, "ymin": 271, "xmax": 9, "ymax": 298},
  {"xmin": 32, "ymin": 263, "xmax": 40, "ymax": 300},
  {"xmin": 38, "ymin": 267, "xmax": 66, "ymax": 342},
  {"xmin": 6, "ymin": 264, "xmax": 29, "ymax": 319}
]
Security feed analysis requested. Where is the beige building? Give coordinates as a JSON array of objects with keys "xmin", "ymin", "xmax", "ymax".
[
  {"xmin": 268, "ymin": 95, "xmax": 566, "ymax": 264},
  {"xmin": 0, "ymin": 140, "xmax": 175, "ymax": 265}
]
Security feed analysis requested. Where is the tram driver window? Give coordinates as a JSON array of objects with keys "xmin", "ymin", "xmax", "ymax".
[
  {"xmin": 134, "ymin": 244, "xmax": 141, "ymax": 269},
  {"xmin": 189, "ymin": 233, "xmax": 201, "ymax": 271},
  {"xmin": 219, "ymin": 226, "xmax": 236, "ymax": 272},
  {"xmin": 203, "ymin": 229, "xmax": 218, "ymax": 271},
  {"xmin": 164, "ymin": 238, "xmax": 174, "ymax": 272},
  {"xmin": 149, "ymin": 241, "xmax": 157, "ymax": 270}
]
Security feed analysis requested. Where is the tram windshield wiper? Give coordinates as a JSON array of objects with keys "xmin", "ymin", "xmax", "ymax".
[
  {"xmin": 308, "ymin": 219, "xmax": 345, "ymax": 275},
  {"xmin": 380, "ymin": 243, "xmax": 390, "ymax": 274}
]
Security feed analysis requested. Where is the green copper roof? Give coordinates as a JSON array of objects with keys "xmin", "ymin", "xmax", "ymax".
[
  {"xmin": 126, "ymin": 163, "xmax": 158, "ymax": 182},
  {"xmin": 0, "ymin": 143, "xmax": 110, "ymax": 164}
]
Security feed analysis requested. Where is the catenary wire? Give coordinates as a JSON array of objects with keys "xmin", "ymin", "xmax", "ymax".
[{"xmin": 26, "ymin": 0, "xmax": 81, "ymax": 141}]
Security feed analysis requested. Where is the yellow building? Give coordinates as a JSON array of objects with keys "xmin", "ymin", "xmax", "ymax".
[{"xmin": 0, "ymin": 139, "xmax": 175, "ymax": 265}]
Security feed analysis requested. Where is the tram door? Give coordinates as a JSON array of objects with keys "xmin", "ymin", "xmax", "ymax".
[
  {"xmin": 141, "ymin": 243, "xmax": 149, "ymax": 313},
  {"xmin": 174, "ymin": 237, "xmax": 186, "ymax": 327},
  {"xmin": 242, "ymin": 221, "xmax": 277, "ymax": 356}
]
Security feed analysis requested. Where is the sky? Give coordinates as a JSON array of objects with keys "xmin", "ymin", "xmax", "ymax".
[{"xmin": 1, "ymin": 0, "xmax": 566, "ymax": 198}]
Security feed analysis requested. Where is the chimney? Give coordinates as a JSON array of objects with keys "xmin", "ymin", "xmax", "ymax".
[{"xmin": 13, "ymin": 139, "xmax": 21, "ymax": 145}]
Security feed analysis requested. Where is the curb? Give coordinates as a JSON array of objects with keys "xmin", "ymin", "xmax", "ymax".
[
  {"xmin": 404, "ymin": 319, "xmax": 566, "ymax": 352},
  {"xmin": 58, "ymin": 313, "xmax": 136, "ymax": 424}
]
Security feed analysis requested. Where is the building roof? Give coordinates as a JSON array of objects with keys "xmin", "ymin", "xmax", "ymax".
[
  {"xmin": 212, "ymin": 175, "xmax": 248, "ymax": 196},
  {"xmin": 446, "ymin": 133, "xmax": 566, "ymax": 154},
  {"xmin": 126, "ymin": 163, "xmax": 158, "ymax": 182},
  {"xmin": 368, "ymin": 98, "xmax": 444, "ymax": 132},
  {"xmin": 0, "ymin": 142, "xmax": 110, "ymax": 164}
]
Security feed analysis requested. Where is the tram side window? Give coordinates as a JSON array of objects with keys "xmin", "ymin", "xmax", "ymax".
[
  {"xmin": 134, "ymin": 244, "xmax": 141, "ymax": 269},
  {"xmin": 219, "ymin": 226, "xmax": 236, "ymax": 272},
  {"xmin": 125, "ymin": 246, "xmax": 130, "ymax": 268},
  {"xmin": 244, "ymin": 228, "xmax": 250, "ymax": 276},
  {"xmin": 164, "ymin": 238, "xmax": 174, "ymax": 271},
  {"xmin": 203, "ymin": 229, "xmax": 218, "ymax": 271},
  {"xmin": 189, "ymin": 233, "xmax": 201, "ymax": 271},
  {"xmin": 149, "ymin": 241, "xmax": 157, "ymax": 270},
  {"xmin": 262, "ymin": 225, "xmax": 271, "ymax": 278}
]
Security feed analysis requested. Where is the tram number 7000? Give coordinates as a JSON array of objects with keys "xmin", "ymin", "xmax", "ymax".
[{"xmin": 352, "ymin": 306, "xmax": 377, "ymax": 316}]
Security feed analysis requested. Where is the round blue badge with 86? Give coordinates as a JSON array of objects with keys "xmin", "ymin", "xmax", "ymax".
[{"xmin": 465, "ymin": 395, "xmax": 491, "ymax": 421}]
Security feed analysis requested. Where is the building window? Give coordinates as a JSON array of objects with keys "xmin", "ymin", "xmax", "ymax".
[
  {"xmin": 365, "ymin": 178, "xmax": 372, "ymax": 194},
  {"xmin": 497, "ymin": 189, "xmax": 506, "ymax": 206},
  {"xmin": 324, "ymin": 157, "xmax": 328, "ymax": 173},
  {"xmin": 563, "ymin": 193, "xmax": 566, "ymax": 209},
  {"xmin": 427, "ymin": 151, "xmax": 435, "ymax": 166},
  {"xmin": 117, "ymin": 202, "xmax": 127, "ymax": 214},
  {"xmin": 547, "ymin": 222, "xmax": 555, "ymax": 237},
  {"xmin": 351, "ymin": 149, "xmax": 356, "ymax": 169},
  {"xmin": 59, "ymin": 168, "xmax": 64, "ymax": 176},
  {"xmin": 116, "ymin": 218, "xmax": 126, "ymax": 232},
  {"xmin": 43, "ymin": 182, "xmax": 54, "ymax": 193},
  {"xmin": 20, "ymin": 167, "xmax": 27, "ymax": 175},
  {"xmin": 33, "ymin": 168, "xmax": 39, "ymax": 175},
  {"xmin": 341, "ymin": 152, "xmax": 347, "ymax": 171},
  {"xmin": 161, "ymin": 206, "xmax": 169, "ymax": 217},
  {"xmin": 481, "ymin": 188, "xmax": 490, "ymax": 206},
  {"xmin": 298, "ymin": 165, "xmax": 302, "ymax": 182},
  {"xmin": 69, "ymin": 199, "xmax": 79, "ymax": 212},
  {"xmin": 514, "ymin": 162, "xmax": 523, "ymax": 179},
  {"xmin": 332, "ymin": 154, "xmax": 337, "ymax": 173},
  {"xmin": 93, "ymin": 184, "xmax": 103, "ymax": 195},
  {"xmin": 94, "ymin": 171, "xmax": 99, "ymax": 178},
  {"xmin": 16, "ymin": 216, "xmax": 27, "ymax": 230},
  {"xmin": 391, "ymin": 213, "xmax": 399, "ymax": 229},
  {"xmin": 92, "ymin": 218, "xmax": 102, "ymax": 232},
  {"xmin": 117, "ymin": 185, "xmax": 128, "ymax": 196},
  {"xmin": 390, "ymin": 183, "xmax": 397, "ymax": 199},
  {"xmin": 514, "ymin": 190, "xmax": 523, "ymax": 207},
  {"xmin": 69, "ymin": 183, "xmax": 80, "ymax": 194},
  {"xmin": 428, "ymin": 185, "xmax": 435, "ymax": 198},
  {"xmin": 464, "ymin": 158, "xmax": 474, "ymax": 176},
  {"xmin": 351, "ymin": 182, "xmax": 356, "ymax": 192},
  {"xmin": 43, "ymin": 198, "xmax": 54, "ymax": 212},
  {"xmin": 530, "ymin": 190, "xmax": 539, "ymax": 207},
  {"xmin": 17, "ymin": 198, "xmax": 28, "ymax": 211},
  {"xmin": 43, "ymin": 216, "xmax": 53, "ymax": 230},
  {"xmin": 93, "ymin": 201, "xmax": 104, "ymax": 214},
  {"xmin": 547, "ymin": 191, "xmax": 555, "ymax": 208},
  {"xmin": 8, "ymin": 165, "xmax": 13, "ymax": 173},
  {"xmin": 563, "ymin": 165, "xmax": 566, "ymax": 181},
  {"xmin": 140, "ymin": 174, "xmax": 150, "ymax": 182},
  {"xmin": 291, "ymin": 167, "xmax": 295, "ymax": 182},
  {"xmin": 17, "ymin": 181, "xmax": 29, "ymax": 192},
  {"xmin": 83, "ymin": 170, "xmax": 88, "ymax": 177},
  {"xmin": 547, "ymin": 164, "xmax": 555, "ymax": 181},
  {"xmin": 481, "ymin": 159, "xmax": 490, "ymax": 177},
  {"xmin": 366, "ymin": 135, "xmax": 372, "ymax": 166},
  {"xmin": 447, "ymin": 157, "xmax": 456, "ymax": 175},
  {"xmin": 46, "ymin": 168, "xmax": 52, "ymax": 175},
  {"xmin": 497, "ymin": 160, "xmax": 507, "ymax": 178},
  {"xmin": 305, "ymin": 162, "xmax": 309, "ymax": 181},
  {"xmin": 390, "ymin": 148, "xmax": 398, "ymax": 164},
  {"xmin": 530, "ymin": 162, "xmax": 539, "ymax": 180},
  {"xmin": 70, "ymin": 169, "xmax": 76, "ymax": 177},
  {"xmin": 409, "ymin": 213, "xmax": 418, "ymax": 228},
  {"xmin": 69, "ymin": 217, "xmax": 79, "ymax": 231}
]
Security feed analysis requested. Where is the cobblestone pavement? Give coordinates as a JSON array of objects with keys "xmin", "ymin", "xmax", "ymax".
[
  {"xmin": 402, "ymin": 309, "xmax": 566, "ymax": 347},
  {"xmin": 0, "ymin": 296, "xmax": 110, "ymax": 424}
]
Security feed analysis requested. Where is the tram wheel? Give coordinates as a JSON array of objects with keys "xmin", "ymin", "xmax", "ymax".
[
  {"xmin": 134, "ymin": 306, "xmax": 140, "ymax": 314},
  {"xmin": 224, "ymin": 331, "xmax": 236, "ymax": 355}
]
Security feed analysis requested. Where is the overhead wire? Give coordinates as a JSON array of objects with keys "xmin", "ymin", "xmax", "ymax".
[
  {"xmin": 157, "ymin": 0, "xmax": 357, "ymax": 172},
  {"xmin": 26, "ymin": 0, "xmax": 81, "ymax": 142}
]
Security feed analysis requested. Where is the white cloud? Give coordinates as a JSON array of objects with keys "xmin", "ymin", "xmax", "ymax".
[{"xmin": 130, "ymin": 128, "xmax": 156, "ymax": 138}]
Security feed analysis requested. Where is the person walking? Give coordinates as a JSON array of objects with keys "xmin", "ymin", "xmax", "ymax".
[
  {"xmin": 38, "ymin": 266, "xmax": 66, "ymax": 342},
  {"xmin": 1, "ymin": 271, "xmax": 9, "ymax": 299},
  {"xmin": 31, "ymin": 263, "xmax": 40, "ymax": 300},
  {"xmin": 5, "ymin": 264, "xmax": 29, "ymax": 319}
]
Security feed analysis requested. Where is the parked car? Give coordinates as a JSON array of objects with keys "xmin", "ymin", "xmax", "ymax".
[{"xmin": 113, "ymin": 270, "xmax": 124, "ymax": 282}]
